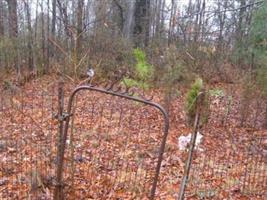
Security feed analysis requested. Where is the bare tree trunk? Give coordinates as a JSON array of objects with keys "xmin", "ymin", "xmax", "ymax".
[
  {"xmin": 123, "ymin": 0, "xmax": 135, "ymax": 39},
  {"xmin": 41, "ymin": 0, "xmax": 47, "ymax": 74},
  {"xmin": 0, "ymin": 0, "xmax": 4, "ymax": 36},
  {"xmin": 52, "ymin": 0, "xmax": 56, "ymax": 37},
  {"xmin": 160, "ymin": 0, "xmax": 165, "ymax": 34},
  {"xmin": 46, "ymin": 0, "xmax": 50, "ymax": 73},
  {"xmin": 193, "ymin": 0, "xmax": 201, "ymax": 42},
  {"xmin": 134, "ymin": 0, "xmax": 150, "ymax": 47},
  {"xmin": 7, "ymin": 0, "xmax": 17, "ymax": 38},
  {"xmin": 112, "ymin": 0, "xmax": 124, "ymax": 34},
  {"xmin": 50, "ymin": 0, "xmax": 56, "ymax": 60},
  {"xmin": 218, "ymin": 1, "xmax": 225, "ymax": 47},
  {"xmin": 6, "ymin": 0, "xmax": 20, "ymax": 75},
  {"xmin": 94, "ymin": 0, "xmax": 108, "ymax": 32},
  {"xmin": 84, "ymin": 0, "xmax": 91, "ymax": 31},
  {"xmin": 145, "ymin": 0, "xmax": 150, "ymax": 46},
  {"xmin": 199, "ymin": 0, "xmax": 205, "ymax": 42},
  {"xmin": 23, "ymin": 0, "xmax": 35, "ymax": 72},
  {"xmin": 34, "ymin": 0, "xmax": 39, "ymax": 41},
  {"xmin": 155, "ymin": 0, "xmax": 162, "ymax": 38},
  {"xmin": 57, "ymin": 0, "xmax": 73, "ymax": 68},
  {"xmin": 186, "ymin": 0, "xmax": 193, "ymax": 43},
  {"xmin": 76, "ymin": 0, "xmax": 84, "ymax": 59},
  {"xmin": 237, "ymin": 0, "xmax": 246, "ymax": 41},
  {"xmin": 168, "ymin": 0, "xmax": 176, "ymax": 45},
  {"xmin": 57, "ymin": 0, "xmax": 71, "ymax": 38},
  {"xmin": 236, "ymin": 0, "xmax": 247, "ymax": 66}
]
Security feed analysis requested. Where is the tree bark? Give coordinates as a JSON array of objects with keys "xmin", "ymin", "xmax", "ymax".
[
  {"xmin": 134, "ymin": 0, "xmax": 150, "ymax": 47},
  {"xmin": 236, "ymin": 0, "xmax": 247, "ymax": 66},
  {"xmin": 57, "ymin": 0, "xmax": 71, "ymax": 37},
  {"xmin": 193, "ymin": 0, "xmax": 201, "ymax": 42},
  {"xmin": 6, "ymin": 0, "xmax": 20, "ymax": 75},
  {"xmin": 76, "ymin": 0, "xmax": 84, "ymax": 59},
  {"xmin": 168, "ymin": 0, "xmax": 176, "ymax": 45},
  {"xmin": 155, "ymin": 0, "xmax": 162, "ymax": 38},
  {"xmin": 52, "ymin": 0, "xmax": 56, "ymax": 37},
  {"xmin": 23, "ymin": 0, "xmax": 35, "ymax": 72},
  {"xmin": 46, "ymin": 0, "xmax": 50, "ymax": 72},
  {"xmin": 0, "ymin": 0, "xmax": 4, "ymax": 36},
  {"xmin": 50, "ymin": 0, "xmax": 56, "ymax": 59},
  {"xmin": 7, "ymin": 0, "xmax": 18, "ymax": 38},
  {"xmin": 123, "ymin": 0, "xmax": 135, "ymax": 38},
  {"xmin": 112, "ymin": 0, "xmax": 124, "ymax": 34}
]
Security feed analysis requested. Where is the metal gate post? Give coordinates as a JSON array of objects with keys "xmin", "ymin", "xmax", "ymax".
[
  {"xmin": 177, "ymin": 92, "xmax": 204, "ymax": 200},
  {"xmin": 53, "ymin": 81, "xmax": 66, "ymax": 200},
  {"xmin": 177, "ymin": 112, "xmax": 200, "ymax": 200}
]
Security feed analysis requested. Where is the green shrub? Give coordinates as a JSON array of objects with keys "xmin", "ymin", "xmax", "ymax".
[
  {"xmin": 186, "ymin": 78, "xmax": 203, "ymax": 114},
  {"xmin": 185, "ymin": 78, "xmax": 209, "ymax": 126},
  {"xmin": 209, "ymin": 89, "xmax": 224, "ymax": 98},
  {"xmin": 123, "ymin": 48, "xmax": 153, "ymax": 90}
]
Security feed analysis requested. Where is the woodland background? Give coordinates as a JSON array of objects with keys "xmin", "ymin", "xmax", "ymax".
[
  {"xmin": 1, "ymin": 0, "xmax": 267, "ymax": 126},
  {"xmin": 0, "ymin": 0, "xmax": 266, "ymax": 88},
  {"xmin": 0, "ymin": 0, "xmax": 266, "ymax": 199}
]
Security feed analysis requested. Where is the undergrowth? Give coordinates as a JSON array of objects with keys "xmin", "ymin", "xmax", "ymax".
[
  {"xmin": 123, "ymin": 48, "xmax": 153, "ymax": 90},
  {"xmin": 185, "ymin": 78, "xmax": 209, "ymax": 126}
]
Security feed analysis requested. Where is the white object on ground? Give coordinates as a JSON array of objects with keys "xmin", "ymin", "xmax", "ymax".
[
  {"xmin": 87, "ymin": 68, "xmax": 95, "ymax": 78},
  {"xmin": 178, "ymin": 132, "xmax": 203, "ymax": 151}
]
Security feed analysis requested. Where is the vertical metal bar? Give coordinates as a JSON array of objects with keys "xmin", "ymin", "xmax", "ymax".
[
  {"xmin": 177, "ymin": 112, "xmax": 200, "ymax": 200},
  {"xmin": 53, "ymin": 81, "xmax": 65, "ymax": 200},
  {"xmin": 178, "ymin": 91, "xmax": 205, "ymax": 200},
  {"xmin": 69, "ymin": 95, "xmax": 77, "ymax": 189},
  {"xmin": 150, "ymin": 109, "xmax": 169, "ymax": 200}
]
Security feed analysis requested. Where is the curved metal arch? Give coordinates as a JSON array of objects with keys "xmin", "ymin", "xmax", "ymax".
[{"xmin": 56, "ymin": 85, "xmax": 170, "ymax": 200}]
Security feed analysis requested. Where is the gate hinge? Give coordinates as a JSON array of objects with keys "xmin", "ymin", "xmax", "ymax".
[{"xmin": 53, "ymin": 112, "xmax": 73, "ymax": 121}]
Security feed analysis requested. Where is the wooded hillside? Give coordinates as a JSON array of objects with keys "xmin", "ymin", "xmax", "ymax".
[{"xmin": 0, "ymin": 1, "xmax": 266, "ymax": 199}]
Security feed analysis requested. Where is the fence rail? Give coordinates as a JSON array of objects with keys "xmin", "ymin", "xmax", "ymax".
[{"xmin": 0, "ymin": 82, "xmax": 266, "ymax": 199}]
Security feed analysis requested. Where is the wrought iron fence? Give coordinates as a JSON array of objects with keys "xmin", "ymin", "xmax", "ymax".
[
  {"xmin": 178, "ymin": 90, "xmax": 267, "ymax": 200},
  {"xmin": 0, "ymin": 81, "xmax": 266, "ymax": 200},
  {"xmin": 0, "ymin": 84, "xmax": 58, "ymax": 199},
  {"xmin": 0, "ymin": 82, "xmax": 170, "ymax": 200},
  {"xmin": 183, "ymin": 137, "xmax": 266, "ymax": 199}
]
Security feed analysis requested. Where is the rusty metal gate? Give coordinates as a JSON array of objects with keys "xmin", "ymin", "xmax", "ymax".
[
  {"xmin": 1, "ymin": 80, "xmax": 267, "ymax": 199},
  {"xmin": 0, "ymin": 81, "xmax": 169, "ymax": 199},
  {"xmin": 53, "ymin": 82, "xmax": 170, "ymax": 199}
]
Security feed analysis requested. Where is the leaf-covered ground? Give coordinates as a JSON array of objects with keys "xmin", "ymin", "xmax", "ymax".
[{"xmin": 0, "ymin": 76, "xmax": 266, "ymax": 199}]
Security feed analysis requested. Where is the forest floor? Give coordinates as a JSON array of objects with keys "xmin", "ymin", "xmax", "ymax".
[{"xmin": 0, "ymin": 75, "xmax": 266, "ymax": 199}]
